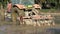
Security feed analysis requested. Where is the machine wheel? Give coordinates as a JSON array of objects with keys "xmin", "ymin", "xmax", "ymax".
[{"xmin": 11, "ymin": 7, "xmax": 25, "ymax": 25}]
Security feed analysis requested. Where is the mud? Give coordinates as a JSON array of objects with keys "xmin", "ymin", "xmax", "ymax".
[
  {"xmin": 0, "ymin": 25, "xmax": 60, "ymax": 34},
  {"xmin": 0, "ymin": 14, "xmax": 60, "ymax": 34}
]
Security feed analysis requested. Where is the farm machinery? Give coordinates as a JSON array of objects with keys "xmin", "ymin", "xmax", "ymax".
[
  {"xmin": 5, "ymin": 0, "xmax": 55, "ymax": 26},
  {"xmin": 10, "ymin": 0, "xmax": 41, "ymax": 24}
]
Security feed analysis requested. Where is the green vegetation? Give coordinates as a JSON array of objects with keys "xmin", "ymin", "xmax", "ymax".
[
  {"xmin": 0, "ymin": 0, "xmax": 60, "ymax": 9},
  {"xmin": 0, "ymin": 0, "xmax": 10, "ymax": 9},
  {"xmin": 39, "ymin": 9, "xmax": 58, "ymax": 13}
]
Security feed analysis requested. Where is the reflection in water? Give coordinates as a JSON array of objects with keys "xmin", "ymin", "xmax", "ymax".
[
  {"xmin": 0, "ymin": 25, "xmax": 60, "ymax": 34},
  {"xmin": 46, "ymin": 28, "xmax": 60, "ymax": 34}
]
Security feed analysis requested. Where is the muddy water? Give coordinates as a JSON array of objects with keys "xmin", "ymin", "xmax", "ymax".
[
  {"xmin": 0, "ymin": 25, "xmax": 60, "ymax": 34},
  {"xmin": 54, "ymin": 15, "xmax": 60, "ymax": 24},
  {"xmin": 0, "ymin": 15, "xmax": 60, "ymax": 34}
]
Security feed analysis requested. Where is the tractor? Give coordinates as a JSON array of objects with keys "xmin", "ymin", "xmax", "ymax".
[
  {"xmin": 10, "ymin": 0, "xmax": 41, "ymax": 25},
  {"xmin": 5, "ymin": 0, "xmax": 55, "ymax": 26}
]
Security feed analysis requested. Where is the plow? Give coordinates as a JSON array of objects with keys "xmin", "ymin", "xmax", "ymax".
[{"xmin": 5, "ymin": 8, "xmax": 55, "ymax": 26}]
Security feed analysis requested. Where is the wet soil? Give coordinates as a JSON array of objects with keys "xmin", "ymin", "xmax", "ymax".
[{"xmin": 0, "ymin": 14, "xmax": 60, "ymax": 34}]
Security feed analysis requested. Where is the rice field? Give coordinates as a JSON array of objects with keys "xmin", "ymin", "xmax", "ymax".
[
  {"xmin": 0, "ymin": 9, "xmax": 60, "ymax": 34},
  {"xmin": 0, "ymin": 14, "xmax": 60, "ymax": 34}
]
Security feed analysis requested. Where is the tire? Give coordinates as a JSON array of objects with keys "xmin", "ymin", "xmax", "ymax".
[{"xmin": 11, "ymin": 7, "xmax": 25, "ymax": 25}]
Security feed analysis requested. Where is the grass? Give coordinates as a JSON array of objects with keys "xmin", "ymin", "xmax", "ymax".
[{"xmin": 39, "ymin": 9, "xmax": 58, "ymax": 13}]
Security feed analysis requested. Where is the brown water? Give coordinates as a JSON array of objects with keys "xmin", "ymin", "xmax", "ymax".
[
  {"xmin": 0, "ymin": 25, "xmax": 60, "ymax": 34},
  {"xmin": 0, "ymin": 15, "xmax": 60, "ymax": 34}
]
